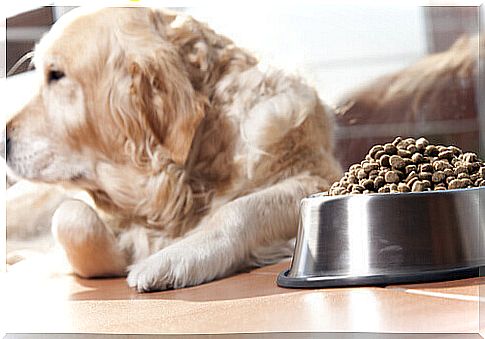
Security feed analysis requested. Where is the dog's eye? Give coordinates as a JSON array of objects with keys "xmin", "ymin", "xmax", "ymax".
[{"xmin": 47, "ymin": 70, "xmax": 65, "ymax": 83}]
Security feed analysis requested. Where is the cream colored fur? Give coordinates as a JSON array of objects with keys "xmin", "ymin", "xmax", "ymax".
[{"xmin": 5, "ymin": 7, "xmax": 341, "ymax": 291}]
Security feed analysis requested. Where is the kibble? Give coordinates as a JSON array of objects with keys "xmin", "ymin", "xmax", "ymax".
[
  {"xmin": 405, "ymin": 165, "xmax": 417, "ymax": 175},
  {"xmin": 463, "ymin": 153, "xmax": 478, "ymax": 163},
  {"xmin": 389, "ymin": 155, "xmax": 406, "ymax": 169},
  {"xmin": 446, "ymin": 176, "xmax": 456, "ymax": 184},
  {"xmin": 411, "ymin": 152, "xmax": 424, "ymax": 164},
  {"xmin": 470, "ymin": 162, "xmax": 481, "ymax": 173},
  {"xmin": 357, "ymin": 169, "xmax": 367, "ymax": 180},
  {"xmin": 433, "ymin": 160, "xmax": 450, "ymax": 171},
  {"xmin": 392, "ymin": 137, "xmax": 403, "ymax": 146},
  {"xmin": 449, "ymin": 179, "xmax": 467, "ymax": 189},
  {"xmin": 363, "ymin": 162, "xmax": 379, "ymax": 173},
  {"xmin": 412, "ymin": 181, "xmax": 425, "ymax": 192},
  {"xmin": 369, "ymin": 145, "xmax": 383, "ymax": 158},
  {"xmin": 385, "ymin": 171, "xmax": 400, "ymax": 184},
  {"xmin": 420, "ymin": 163, "xmax": 433, "ymax": 172},
  {"xmin": 418, "ymin": 172, "xmax": 432, "ymax": 181},
  {"xmin": 362, "ymin": 179, "xmax": 374, "ymax": 190},
  {"xmin": 454, "ymin": 166, "xmax": 468, "ymax": 176},
  {"xmin": 431, "ymin": 171, "xmax": 446, "ymax": 183},
  {"xmin": 407, "ymin": 144, "xmax": 418, "ymax": 154},
  {"xmin": 416, "ymin": 137, "xmax": 429, "ymax": 150},
  {"xmin": 328, "ymin": 137, "xmax": 485, "ymax": 196},
  {"xmin": 398, "ymin": 183, "xmax": 410, "ymax": 193},
  {"xmin": 379, "ymin": 155, "xmax": 391, "ymax": 167},
  {"xmin": 438, "ymin": 150, "xmax": 454, "ymax": 160},
  {"xmin": 397, "ymin": 149, "xmax": 412, "ymax": 158},
  {"xmin": 384, "ymin": 143, "xmax": 397, "ymax": 155},
  {"xmin": 422, "ymin": 180, "xmax": 431, "ymax": 189},
  {"xmin": 443, "ymin": 168, "xmax": 454, "ymax": 177},
  {"xmin": 374, "ymin": 176, "xmax": 385, "ymax": 189},
  {"xmin": 407, "ymin": 176, "xmax": 418, "ymax": 188}
]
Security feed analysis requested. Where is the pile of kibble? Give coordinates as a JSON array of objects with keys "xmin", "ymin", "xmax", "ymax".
[{"xmin": 328, "ymin": 137, "xmax": 485, "ymax": 195}]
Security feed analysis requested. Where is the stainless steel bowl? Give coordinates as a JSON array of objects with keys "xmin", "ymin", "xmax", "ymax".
[{"xmin": 277, "ymin": 187, "xmax": 484, "ymax": 288}]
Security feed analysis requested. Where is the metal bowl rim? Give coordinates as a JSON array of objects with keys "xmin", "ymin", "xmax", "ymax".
[{"xmin": 307, "ymin": 186, "xmax": 484, "ymax": 201}]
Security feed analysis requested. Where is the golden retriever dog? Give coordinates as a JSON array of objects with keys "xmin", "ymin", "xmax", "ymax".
[
  {"xmin": 5, "ymin": 7, "xmax": 341, "ymax": 291},
  {"xmin": 334, "ymin": 35, "xmax": 482, "ymax": 167},
  {"xmin": 337, "ymin": 35, "xmax": 479, "ymax": 125}
]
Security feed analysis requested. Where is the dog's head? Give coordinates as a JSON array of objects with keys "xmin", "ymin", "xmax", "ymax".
[{"xmin": 5, "ymin": 7, "xmax": 237, "ymax": 188}]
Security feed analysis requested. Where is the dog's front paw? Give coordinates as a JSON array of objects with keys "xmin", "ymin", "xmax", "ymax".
[
  {"xmin": 127, "ymin": 252, "xmax": 173, "ymax": 292},
  {"xmin": 127, "ymin": 249, "xmax": 193, "ymax": 292}
]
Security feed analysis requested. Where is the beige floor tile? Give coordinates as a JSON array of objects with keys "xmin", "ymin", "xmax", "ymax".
[
  {"xmin": 2, "ymin": 258, "xmax": 480, "ymax": 334},
  {"xmin": 386, "ymin": 277, "xmax": 482, "ymax": 298},
  {"xmin": 68, "ymin": 273, "xmax": 296, "ymax": 302},
  {"xmin": 249, "ymin": 260, "xmax": 291, "ymax": 275}
]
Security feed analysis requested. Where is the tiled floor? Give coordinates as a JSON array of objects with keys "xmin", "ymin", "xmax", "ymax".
[{"xmin": 2, "ymin": 255, "xmax": 483, "ymax": 334}]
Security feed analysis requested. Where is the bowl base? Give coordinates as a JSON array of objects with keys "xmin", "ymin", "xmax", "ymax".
[{"xmin": 277, "ymin": 266, "xmax": 481, "ymax": 288}]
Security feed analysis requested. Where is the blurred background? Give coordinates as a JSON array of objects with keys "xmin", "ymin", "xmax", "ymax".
[{"xmin": 4, "ymin": 4, "xmax": 483, "ymax": 169}]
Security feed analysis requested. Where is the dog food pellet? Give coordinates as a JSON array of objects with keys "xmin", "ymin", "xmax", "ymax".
[
  {"xmin": 363, "ymin": 162, "xmax": 379, "ymax": 172},
  {"xmin": 433, "ymin": 160, "xmax": 450, "ymax": 171},
  {"xmin": 411, "ymin": 180, "xmax": 425, "ymax": 192},
  {"xmin": 389, "ymin": 155, "xmax": 405, "ymax": 169},
  {"xmin": 398, "ymin": 183, "xmax": 410, "ymax": 192},
  {"xmin": 432, "ymin": 171, "xmax": 446, "ymax": 183},
  {"xmin": 438, "ymin": 150, "xmax": 454, "ymax": 160},
  {"xmin": 420, "ymin": 163, "xmax": 433, "ymax": 172},
  {"xmin": 425, "ymin": 145, "xmax": 439, "ymax": 157},
  {"xmin": 384, "ymin": 143, "xmax": 397, "ymax": 155},
  {"xmin": 448, "ymin": 179, "xmax": 467, "ymax": 189},
  {"xmin": 385, "ymin": 171, "xmax": 400, "ymax": 184},
  {"xmin": 411, "ymin": 153, "xmax": 424, "ymax": 164},
  {"xmin": 374, "ymin": 176, "xmax": 385, "ymax": 189},
  {"xmin": 357, "ymin": 169, "xmax": 367, "ymax": 180},
  {"xmin": 397, "ymin": 149, "xmax": 412, "ymax": 158},
  {"xmin": 463, "ymin": 153, "xmax": 478, "ymax": 163},
  {"xmin": 405, "ymin": 165, "xmax": 417, "ymax": 174},
  {"xmin": 329, "ymin": 137, "xmax": 485, "ymax": 195},
  {"xmin": 418, "ymin": 172, "xmax": 433, "ymax": 182},
  {"xmin": 407, "ymin": 144, "xmax": 418, "ymax": 154},
  {"xmin": 362, "ymin": 179, "xmax": 374, "ymax": 190},
  {"xmin": 392, "ymin": 137, "xmax": 403, "ymax": 146}
]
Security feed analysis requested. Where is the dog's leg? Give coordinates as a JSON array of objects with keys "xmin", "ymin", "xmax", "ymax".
[
  {"xmin": 6, "ymin": 181, "xmax": 68, "ymax": 265},
  {"xmin": 127, "ymin": 175, "xmax": 326, "ymax": 292},
  {"xmin": 7, "ymin": 181, "xmax": 68, "ymax": 240},
  {"xmin": 52, "ymin": 200, "xmax": 127, "ymax": 278}
]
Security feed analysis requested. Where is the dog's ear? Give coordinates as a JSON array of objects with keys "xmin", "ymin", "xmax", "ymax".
[
  {"xmin": 161, "ymin": 12, "xmax": 235, "ymax": 91},
  {"xmin": 114, "ymin": 9, "xmax": 206, "ymax": 166},
  {"xmin": 129, "ymin": 52, "xmax": 206, "ymax": 165}
]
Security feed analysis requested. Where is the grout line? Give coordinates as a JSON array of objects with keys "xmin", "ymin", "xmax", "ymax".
[{"xmin": 392, "ymin": 287, "xmax": 482, "ymax": 302}]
